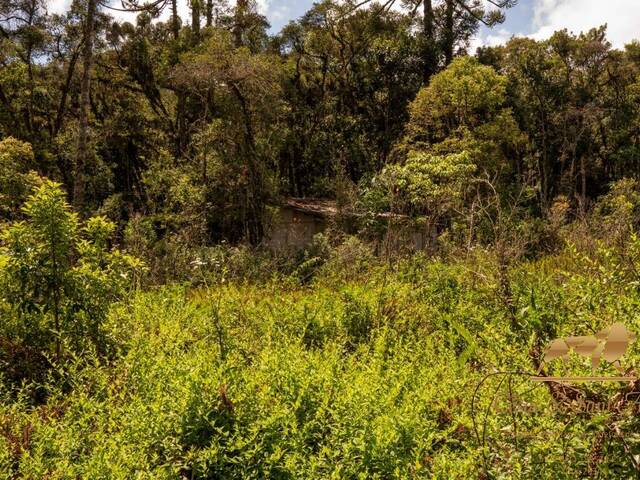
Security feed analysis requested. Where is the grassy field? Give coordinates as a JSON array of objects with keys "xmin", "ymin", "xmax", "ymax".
[{"xmin": 2, "ymin": 244, "xmax": 640, "ymax": 479}]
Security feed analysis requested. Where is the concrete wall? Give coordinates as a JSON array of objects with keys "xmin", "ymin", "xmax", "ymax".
[
  {"xmin": 265, "ymin": 207, "xmax": 328, "ymax": 250},
  {"xmin": 266, "ymin": 206, "xmax": 433, "ymax": 253}
]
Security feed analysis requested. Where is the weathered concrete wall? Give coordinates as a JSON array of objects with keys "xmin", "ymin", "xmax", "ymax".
[
  {"xmin": 265, "ymin": 207, "xmax": 328, "ymax": 250},
  {"xmin": 266, "ymin": 204, "xmax": 434, "ymax": 253}
]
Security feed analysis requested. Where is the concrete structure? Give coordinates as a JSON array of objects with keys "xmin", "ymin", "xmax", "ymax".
[
  {"xmin": 265, "ymin": 198, "xmax": 432, "ymax": 252},
  {"xmin": 265, "ymin": 199, "xmax": 335, "ymax": 250}
]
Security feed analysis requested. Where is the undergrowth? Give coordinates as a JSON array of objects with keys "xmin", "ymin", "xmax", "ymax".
[{"xmin": 2, "ymin": 241, "xmax": 640, "ymax": 478}]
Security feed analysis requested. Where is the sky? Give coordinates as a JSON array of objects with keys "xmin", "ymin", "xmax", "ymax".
[
  {"xmin": 473, "ymin": 0, "xmax": 640, "ymax": 49},
  {"xmin": 47, "ymin": 0, "xmax": 640, "ymax": 49}
]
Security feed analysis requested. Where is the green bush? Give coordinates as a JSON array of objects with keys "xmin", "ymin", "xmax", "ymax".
[
  {"xmin": 0, "ymin": 181, "xmax": 144, "ymax": 384},
  {"xmin": 0, "ymin": 137, "xmax": 39, "ymax": 221}
]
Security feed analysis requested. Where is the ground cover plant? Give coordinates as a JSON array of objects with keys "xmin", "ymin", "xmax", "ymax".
[{"xmin": 3, "ymin": 214, "xmax": 640, "ymax": 478}]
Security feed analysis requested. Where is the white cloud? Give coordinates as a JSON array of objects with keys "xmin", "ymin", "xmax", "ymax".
[
  {"xmin": 254, "ymin": 0, "xmax": 270, "ymax": 15},
  {"xmin": 47, "ymin": 0, "xmax": 70, "ymax": 15},
  {"xmin": 268, "ymin": 5, "xmax": 291, "ymax": 24},
  {"xmin": 530, "ymin": 0, "xmax": 640, "ymax": 48},
  {"xmin": 472, "ymin": 0, "xmax": 640, "ymax": 50},
  {"xmin": 470, "ymin": 27, "xmax": 517, "ymax": 52}
]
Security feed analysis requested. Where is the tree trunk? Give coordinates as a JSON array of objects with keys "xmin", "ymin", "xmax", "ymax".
[
  {"xmin": 54, "ymin": 48, "xmax": 80, "ymax": 136},
  {"xmin": 234, "ymin": 0, "xmax": 247, "ymax": 48},
  {"xmin": 422, "ymin": 0, "xmax": 436, "ymax": 83},
  {"xmin": 206, "ymin": 0, "xmax": 213, "ymax": 27},
  {"xmin": 74, "ymin": 0, "xmax": 96, "ymax": 210},
  {"xmin": 171, "ymin": 0, "xmax": 180, "ymax": 40},
  {"xmin": 580, "ymin": 154, "xmax": 587, "ymax": 203},
  {"xmin": 170, "ymin": 0, "xmax": 188, "ymax": 156},
  {"xmin": 191, "ymin": 0, "xmax": 200, "ymax": 41},
  {"xmin": 230, "ymin": 82, "xmax": 264, "ymax": 245},
  {"xmin": 443, "ymin": 0, "xmax": 455, "ymax": 66}
]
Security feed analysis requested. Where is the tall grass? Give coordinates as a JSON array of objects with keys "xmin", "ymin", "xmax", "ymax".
[{"xmin": 2, "ymin": 242, "xmax": 640, "ymax": 478}]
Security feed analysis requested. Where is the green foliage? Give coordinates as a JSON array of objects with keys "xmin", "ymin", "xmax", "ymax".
[
  {"xmin": 3, "ymin": 239, "xmax": 640, "ymax": 477},
  {"xmin": 0, "ymin": 0, "xmax": 638, "ymax": 250},
  {"xmin": 402, "ymin": 56, "xmax": 524, "ymax": 179},
  {"xmin": 0, "ymin": 137, "xmax": 38, "ymax": 220},
  {"xmin": 408, "ymin": 56, "xmax": 508, "ymax": 143},
  {"xmin": 593, "ymin": 178, "xmax": 640, "ymax": 240},
  {"xmin": 2, "ymin": 2, "xmax": 640, "ymax": 478},
  {"xmin": 0, "ymin": 181, "xmax": 144, "ymax": 374},
  {"xmin": 372, "ymin": 150, "xmax": 476, "ymax": 217},
  {"xmin": 360, "ymin": 56, "xmax": 530, "ymax": 251}
]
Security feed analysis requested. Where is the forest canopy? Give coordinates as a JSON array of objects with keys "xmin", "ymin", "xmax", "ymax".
[{"xmin": 0, "ymin": 0, "xmax": 637, "ymax": 255}]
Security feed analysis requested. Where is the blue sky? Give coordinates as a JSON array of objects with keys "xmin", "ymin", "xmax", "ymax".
[
  {"xmin": 264, "ymin": 0, "xmax": 527, "ymax": 33},
  {"xmin": 255, "ymin": 0, "xmax": 533, "ymax": 34},
  {"xmin": 472, "ymin": 0, "xmax": 639, "ymax": 48},
  {"xmin": 48, "ymin": 0, "xmax": 640, "ymax": 49},
  {"xmin": 262, "ymin": 0, "xmax": 639, "ymax": 48}
]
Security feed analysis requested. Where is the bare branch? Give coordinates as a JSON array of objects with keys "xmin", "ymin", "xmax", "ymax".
[
  {"xmin": 101, "ymin": 0, "xmax": 167, "ymax": 13},
  {"xmin": 455, "ymin": 0, "xmax": 490, "ymax": 26},
  {"xmin": 334, "ymin": 0, "xmax": 398, "ymax": 21},
  {"xmin": 485, "ymin": 0, "xmax": 517, "ymax": 8}
]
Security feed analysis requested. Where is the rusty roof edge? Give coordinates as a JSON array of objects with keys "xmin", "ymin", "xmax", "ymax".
[{"xmin": 274, "ymin": 198, "xmax": 410, "ymax": 221}]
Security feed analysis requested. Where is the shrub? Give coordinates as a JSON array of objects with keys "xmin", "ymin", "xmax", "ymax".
[
  {"xmin": 0, "ymin": 137, "xmax": 39, "ymax": 221},
  {"xmin": 0, "ymin": 181, "xmax": 144, "ymax": 381},
  {"xmin": 340, "ymin": 290, "xmax": 374, "ymax": 347},
  {"xmin": 593, "ymin": 178, "xmax": 640, "ymax": 243}
]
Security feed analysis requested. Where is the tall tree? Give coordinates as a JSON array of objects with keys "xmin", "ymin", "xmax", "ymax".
[
  {"xmin": 422, "ymin": 0, "xmax": 436, "ymax": 81},
  {"xmin": 442, "ymin": 0, "xmax": 454, "ymax": 64},
  {"xmin": 276, "ymin": 1, "xmax": 422, "ymax": 192},
  {"xmin": 173, "ymin": 31, "xmax": 283, "ymax": 244},
  {"xmin": 74, "ymin": 0, "xmax": 97, "ymax": 209},
  {"xmin": 231, "ymin": 0, "xmax": 268, "ymax": 51},
  {"xmin": 73, "ymin": 0, "xmax": 175, "ymax": 209},
  {"xmin": 436, "ymin": 0, "xmax": 516, "ymax": 68},
  {"xmin": 171, "ymin": 0, "xmax": 179, "ymax": 39},
  {"xmin": 0, "ymin": 0, "xmax": 49, "ymax": 139},
  {"xmin": 347, "ymin": 0, "xmax": 516, "ymax": 81},
  {"xmin": 233, "ymin": 0, "xmax": 248, "ymax": 47},
  {"xmin": 190, "ymin": 0, "xmax": 200, "ymax": 41},
  {"xmin": 499, "ymin": 28, "xmax": 619, "ymax": 206},
  {"xmin": 206, "ymin": 0, "xmax": 212, "ymax": 27}
]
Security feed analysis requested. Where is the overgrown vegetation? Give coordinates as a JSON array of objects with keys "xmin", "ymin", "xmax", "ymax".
[
  {"xmin": 2, "ymin": 0, "xmax": 640, "ymax": 477},
  {"xmin": 2, "ymin": 0, "xmax": 639, "ymax": 251},
  {"xmin": 0, "ymin": 181, "xmax": 143, "ymax": 391},
  {"xmin": 0, "ymin": 183, "xmax": 640, "ymax": 477}
]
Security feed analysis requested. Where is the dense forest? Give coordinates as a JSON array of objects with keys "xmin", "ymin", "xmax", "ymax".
[{"xmin": 2, "ymin": 0, "xmax": 640, "ymax": 477}]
